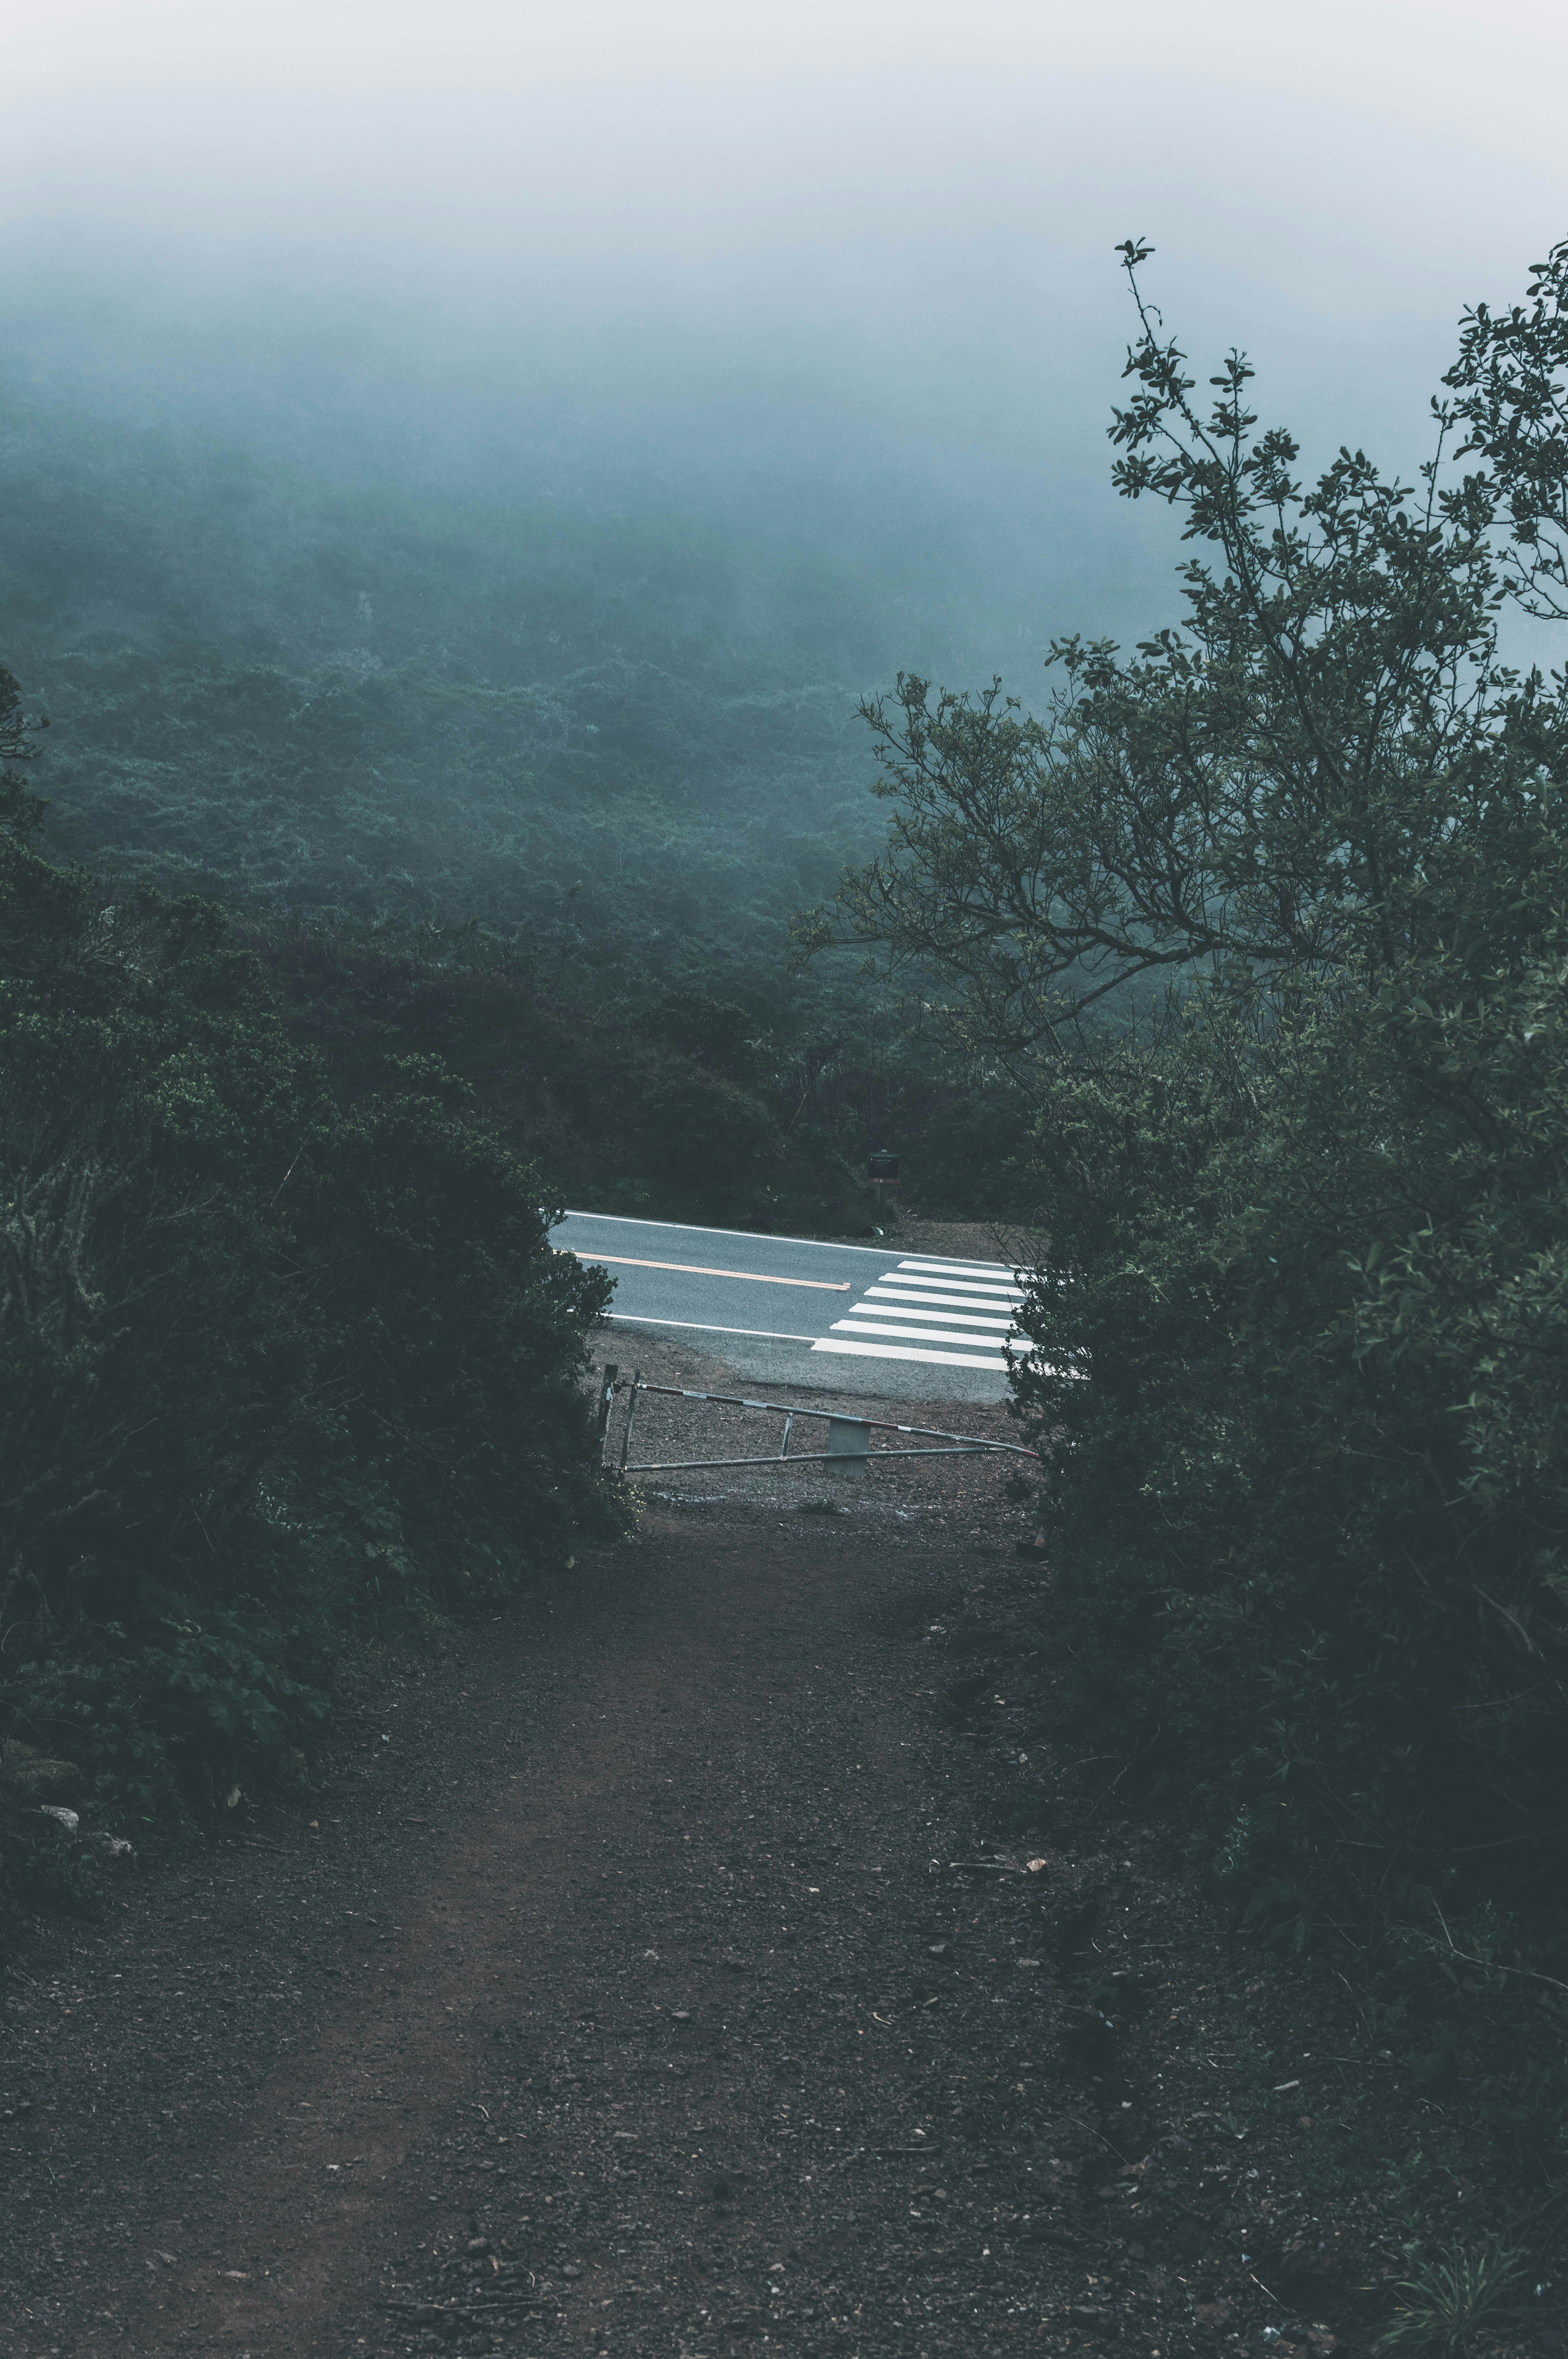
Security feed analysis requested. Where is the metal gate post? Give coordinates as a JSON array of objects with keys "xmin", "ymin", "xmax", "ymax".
[
  {"xmin": 825, "ymin": 1415, "xmax": 871, "ymax": 1476},
  {"xmin": 618, "ymin": 1369, "xmax": 642, "ymax": 1473},
  {"xmin": 597, "ymin": 1364, "xmax": 619, "ymax": 1461}
]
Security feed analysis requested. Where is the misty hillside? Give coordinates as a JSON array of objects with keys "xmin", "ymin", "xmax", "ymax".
[
  {"xmin": 0, "ymin": 394, "xmax": 846, "ymax": 948},
  {"xmin": 0, "ymin": 332, "xmax": 1144, "ymax": 963}
]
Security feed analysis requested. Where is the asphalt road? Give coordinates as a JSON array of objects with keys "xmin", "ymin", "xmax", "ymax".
[{"xmin": 550, "ymin": 1209, "xmax": 1028, "ymax": 1404}]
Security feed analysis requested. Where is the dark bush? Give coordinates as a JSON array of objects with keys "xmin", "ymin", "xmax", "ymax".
[
  {"xmin": 248, "ymin": 913, "xmax": 881, "ymax": 1236},
  {"xmin": 1013, "ymin": 973, "xmax": 1568, "ymax": 1928},
  {"xmin": 0, "ymin": 702, "xmax": 622, "ymax": 1929}
]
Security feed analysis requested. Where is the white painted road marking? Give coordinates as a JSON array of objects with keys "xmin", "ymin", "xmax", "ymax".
[
  {"xmin": 809, "ymin": 1256, "xmax": 1031, "ymax": 1371},
  {"xmin": 895, "ymin": 1268, "xmax": 1025, "ymax": 1295},
  {"xmin": 555, "ymin": 1212, "xmax": 1033, "ymax": 1392},
  {"xmin": 893, "ymin": 1288, "xmax": 1026, "ymax": 1301},
  {"xmin": 830, "ymin": 1320, "xmax": 1021, "ymax": 1350},
  {"xmin": 896, "ymin": 1260, "xmax": 1029, "ymax": 1283},
  {"xmin": 811, "ymin": 1337, "xmax": 1011, "ymax": 1371},
  {"xmin": 847, "ymin": 1304, "xmax": 1016, "ymax": 1330},
  {"xmin": 858, "ymin": 1292, "xmax": 1014, "ymax": 1330},
  {"xmin": 861, "ymin": 1292, "xmax": 1017, "ymax": 1321}
]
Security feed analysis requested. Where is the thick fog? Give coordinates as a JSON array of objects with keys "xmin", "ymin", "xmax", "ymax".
[{"xmin": 2, "ymin": 1, "xmax": 1563, "ymax": 945}]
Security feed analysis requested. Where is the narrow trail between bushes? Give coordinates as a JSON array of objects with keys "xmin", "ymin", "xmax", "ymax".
[
  {"xmin": 3, "ymin": 1387, "xmax": 1076, "ymax": 2359},
  {"xmin": 2, "ymin": 1352, "xmax": 1536, "ymax": 2359}
]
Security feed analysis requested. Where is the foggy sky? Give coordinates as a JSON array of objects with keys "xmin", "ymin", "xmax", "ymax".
[
  {"xmin": 4, "ymin": 0, "xmax": 1565, "ymax": 666},
  {"xmin": 7, "ymin": 5, "xmax": 1561, "ymax": 346}
]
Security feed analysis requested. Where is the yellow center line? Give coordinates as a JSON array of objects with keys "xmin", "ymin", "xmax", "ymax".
[{"xmin": 572, "ymin": 1252, "xmax": 851, "ymax": 1292}]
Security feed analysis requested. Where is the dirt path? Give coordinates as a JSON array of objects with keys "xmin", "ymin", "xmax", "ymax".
[
  {"xmin": 4, "ymin": 1361, "xmax": 1545, "ymax": 2359},
  {"xmin": 3, "ymin": 1458, "xmax": 1069, "ymax": 2359}
]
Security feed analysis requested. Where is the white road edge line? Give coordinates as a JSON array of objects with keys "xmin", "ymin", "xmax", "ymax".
[{"xmin": 557, "ymin": 1210, "xmax": 1030, "ymax": 1275}]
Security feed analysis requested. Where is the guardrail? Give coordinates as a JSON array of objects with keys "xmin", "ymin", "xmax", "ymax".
[{"xmin": 595, "ymin": 1365, "xmax": 1038, "ymax": 1478}]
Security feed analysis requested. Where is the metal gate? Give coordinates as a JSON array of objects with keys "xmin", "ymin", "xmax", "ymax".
[{"xmin": 595, "ymin": 1365, "xmax": 1038, "ymax": 1478}]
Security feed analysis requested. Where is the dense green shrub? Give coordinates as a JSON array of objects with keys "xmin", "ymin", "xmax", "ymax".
[
  {"xmin": 0, "ymin": 682, "xmax": 622, "ymax": 1925},
  {"xmin": 1013, "ymin": 959, "xmax": 1568, "ymax": 1919},
  {"xmin": 244, "ymin": 913, "xmax": 882, "ymax": 1235}
]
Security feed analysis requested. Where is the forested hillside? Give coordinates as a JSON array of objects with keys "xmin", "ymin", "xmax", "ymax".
[
  {"xmin": 0, "ymin": 334, "xmax": 1093, "ymax": 1222},
  {"xmin": 0, "ymin": 381, "xmax": 862, "ymax": 946},
  {"xmin": 0, "ymin": 324, "xmax": 1105, "ymax": 974}
]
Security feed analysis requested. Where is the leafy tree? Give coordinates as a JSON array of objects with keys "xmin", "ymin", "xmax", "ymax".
[
  {"xmin": 0, "ymin": 662, "xmax": 47, "ymax": 770},
  {"xmin": 804, "ymin": 241, "xmax": 1563, "ymax": 1055},
  {"xmin": 810, "ymin": 244, "xmax": 1568, "ymax": 1984},
  {"xmin": 1445, "ymin": 236, "xmax": 1568, "ymax": 620}
]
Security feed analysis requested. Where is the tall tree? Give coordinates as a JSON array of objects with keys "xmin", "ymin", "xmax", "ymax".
[{"xmin": 800, "ymin": 243, "xmax": 1567, "ymax": 1058}]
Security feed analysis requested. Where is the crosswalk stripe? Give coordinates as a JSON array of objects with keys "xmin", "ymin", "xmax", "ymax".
[
  {"xmin": 847, "ymin": 1305, "xmax": 1018, "ymax": 1331},
  {"xmin": 865, "ymin": 1288, "xmax": 1017, "ymax": 1310},
  {"xmin": 831, "ymin": 1319, "xmax": 1021, "ymax": 1350},
  {"xmin": 896, "ymin": 1259, "xmax": 1028, "ymax": 1281},
  {"xmin": 864, "ymin": 1287, "xmax": 1021, "ymax": 1315},
  {"xmin": 811, "ymin": 1337, "xmax": 1010, "ymax": 1371},
  {"xmin": 891, "ymin": 1264, "xmax": 1028, "ymax": 1283},
  {"xmin": 883, "ymin": 1294, "xmax": 1024, "ymax": 1312},
  {"xmin": 874, "ymin": 1275, "xmax": 1022, "ymax": 1291}
]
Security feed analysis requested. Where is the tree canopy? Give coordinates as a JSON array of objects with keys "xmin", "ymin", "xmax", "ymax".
[{"xmin": 805, "ymin": 240, "xmax": 1568, "ymax": 1058}]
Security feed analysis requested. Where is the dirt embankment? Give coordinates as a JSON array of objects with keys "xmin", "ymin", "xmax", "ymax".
[{"xmin": 0, "ymin": 1350, "xmax": 1551, "ymax": 2359}]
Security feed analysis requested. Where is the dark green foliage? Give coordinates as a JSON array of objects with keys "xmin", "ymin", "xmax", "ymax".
[
  {"xmin": 0, "ymin": 748, "xmax": 622, "ymax": 1934},
  {"xmin": 1000, "ymin": 250, "xmax": 1568, "ymax": 1967},
  {"xmin": 1014, "ymin": 979, "xmax": 1568, "ymax": 1910},
  {"xmin": 1445, "ymin": 236, "xmax": 1568, "ymax": 621},
  {"xmin": 825, "ymin": 244, "xmax": 1568, "ymax": 2044},
  {"xmin": 244, "ymin": 914, "xmax": 881, "ymax": 1234}
]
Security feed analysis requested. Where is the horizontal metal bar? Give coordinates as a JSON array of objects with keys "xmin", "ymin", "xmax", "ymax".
[
  {"xmin": 621, "ymin": 1448, "xmax": 997, "ymax": 1473},
  {"xmin": 624, "ymin": 1380, "xmax": 1037, "ymax": 1458}
]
